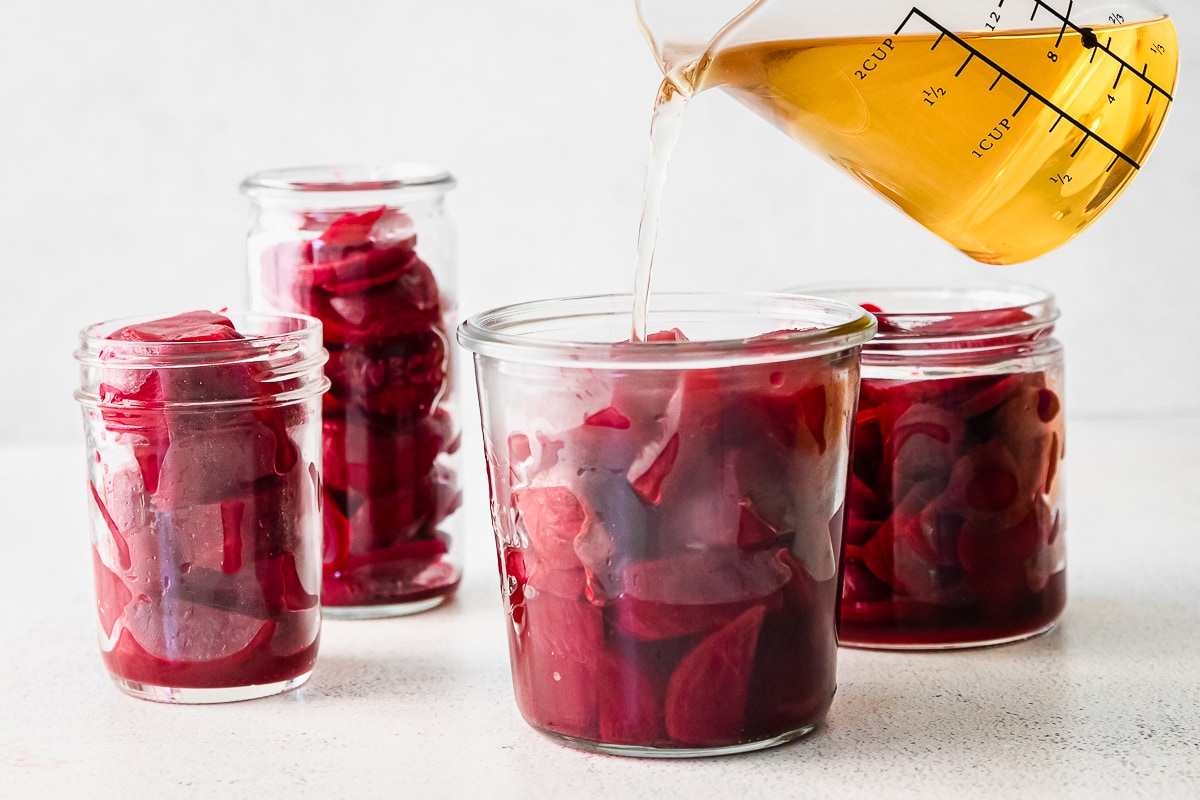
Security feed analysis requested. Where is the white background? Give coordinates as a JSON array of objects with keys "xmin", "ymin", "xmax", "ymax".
[{"xmin": 1, "ymin": 0, "xmax": 1197, "ymax": 444}]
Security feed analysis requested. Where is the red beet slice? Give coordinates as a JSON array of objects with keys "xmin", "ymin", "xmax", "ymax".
[
  {"xmin": 316, "ymin": 206, "xmax": 386, "ymax": 247},
  {"xmin": 93, "ymin": 548, "xmax": 132, "ymax": 640},
  {"xmin": 513, "ymin": 592, "xmax": 602, "ymax": 740},
  {"xmin": 585, "ymin": 407, "xmax": 632, "ymax": 429},
  {"xmin": 89, "ymin": 481, "xmax": 132, "ymax": 572},
  {"xmin": 630, "ymin": 432, "xmax": 679, "ymax": 504},
  {"xmin": 108, "ymin": 311, "xmax": 243, "ymax": 344},
  {"xmin": 516, "ymin": 486, "xmax": 588, "ymax": 542},
  {"xmin": 597, "ymin": 649, "xmax": 665, "ymax": 745},
  {"xmin": 664, "ymin": 605, "xmax": 766, "ymax": 745}
]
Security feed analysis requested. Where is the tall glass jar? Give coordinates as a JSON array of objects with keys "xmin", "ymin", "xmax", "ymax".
[
  {"xmin": 75, "ymin": 311, "xmax": 328, "ymax": 702},
  {"xmin": 241, "ymin": 165, "xmax": 462, "ymax": 619},
  {"xmin": 806, "ymin": 284, "xmax": 1067, "ymax": 649}
]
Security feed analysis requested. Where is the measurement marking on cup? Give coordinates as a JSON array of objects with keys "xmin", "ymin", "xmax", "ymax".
[
  {"xmin": 1054, "ymin": 0, "xmax": 1074, "ymax": 47},
  {"xmin": 1029, "ymin": 0, "xmax": 1173, "ymax": 101},
  {"xmin": 896, "ymin": 6, "xmax": 1149, "ymax": 170}
]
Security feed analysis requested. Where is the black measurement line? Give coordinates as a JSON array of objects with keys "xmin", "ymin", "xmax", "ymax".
[
  {"xmin": 1054, "ymin": 0, "xmax": 1074, "ymax": 48},
  {"xmin": 1030, "ymin": 0, "xmax": 1173, "ymax": 101},
  {"xmin": 895, "ymin": 6, "xmax": 1141, "ymax": 169},
  {"xmin": 990, "ymin": 74, "xmax": 1003, "ymax": 91}
]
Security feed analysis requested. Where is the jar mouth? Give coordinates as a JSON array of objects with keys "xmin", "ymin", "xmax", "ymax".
[
  {"xmin": 790, "ymin": 282, "xmax": 1058, "ymax": 342},
  {"xmin": 457, "ymin": 292, "xmax": 877, "ymax": 369},
  {"xmin": 75, "ymin": 311, "xmax": 329, "ymax": 409},
  {"xmin": 76, "ymin": 311, "xmax": 324, "ymax": 363},
  {"xmin": 240, "ymin": 163, "xmax": 455, "ymax": 205}
]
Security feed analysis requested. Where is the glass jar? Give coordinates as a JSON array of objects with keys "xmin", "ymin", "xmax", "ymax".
[
  {"xmin": 458, "ymin": 292, "xmax": 876, "ymax": 757},
  {"xmin": 241, "ymin": 165, "xmax": 462, "ymax": 619},
  {"xmin": 75, "ymin": 311, "xmax": 328, "ymax": 702},
  {"xmin": 808, "ymin": 284, "xmax": 1066, "ymax": 649}
]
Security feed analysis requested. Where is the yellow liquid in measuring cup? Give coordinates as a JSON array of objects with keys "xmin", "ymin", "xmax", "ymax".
[{"xmin": 697, "ymin": 17, "xmax": 1177, "ymax": 264}]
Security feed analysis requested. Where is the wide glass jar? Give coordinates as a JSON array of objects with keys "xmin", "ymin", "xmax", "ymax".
[
  {"xmin": 75, "ymin": 311, "xmax": 328, "ymax": 702},
  {"xmin": 458, "ymin": 292, "xmax": 875, "ymax": 757},
  {"xmin": 242, "ymin": 165, "xmax": 462, "ymax": 618},
  {"xmin": 811, "ymin": 284, "xmax": 1067, "ymax": 649}
]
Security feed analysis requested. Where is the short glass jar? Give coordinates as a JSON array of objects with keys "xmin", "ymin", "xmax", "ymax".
[
  {"xmin": 458, "ymin": 292, "xmax": 876, "ymax": 757},
  {"xmin": 241, "ymin": 165, "xmax": 462, "ymax": 618},
  {"xmin": 807, "ymin": 284, "xmax": 1067, "ymax": 649},
  {"xmin": 75, "ymin": 311, "xmax": 328, "ymax": 702}
]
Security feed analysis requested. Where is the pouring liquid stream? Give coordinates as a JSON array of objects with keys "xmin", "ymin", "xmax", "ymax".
[
  {"xmin": 631, "ymin": 7, "xmax": 1178, "ymax": 339},
  {"xmin": 633, "ymin": 81, "xmax": 689, "ymax": 342}
]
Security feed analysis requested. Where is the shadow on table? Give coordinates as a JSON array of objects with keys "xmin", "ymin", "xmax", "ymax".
[{"xmin": 742, "ymin": 591, "xmax": 1200, "ymax": 775}]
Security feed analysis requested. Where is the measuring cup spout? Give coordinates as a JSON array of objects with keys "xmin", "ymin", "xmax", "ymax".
[{"xmin": 635, "ymin": 0, "xmax": 767, "ymax": 91}]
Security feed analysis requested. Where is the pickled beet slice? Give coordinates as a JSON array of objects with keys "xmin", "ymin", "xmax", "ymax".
[
  {"xmin": 621, "ymin": 547, "xmax": 791, "ymax": 607},
  {"xmin": 508, "ymin": 433, "xmax": 532, "ymax": 465},
  {"xmin": 1037, "ymin": 388, "xmax": 1062, "ymax": 423},
  {"xmin": 324, "ymin": 333, "xmax": 447, "ymax": 419},
  {"xmin": 322, "ymin": 414, "xmax": 444, "ymax": 497},
  {"xmin": 607, "ymin": 591, "xmax": 778, "ymax": 642},
  {"xmin": 89, "ymin": 481, "xmax": 132, "ymax": 571},
  {"xmin": 516, "ymin": 486, "xmax": 588, "ymax": 543},
  {"xmin": 585, "ymin": 406, "xmax": 632, "ymax": 429},
  {"xmin": 316, "ymin": 206, "xmax": 386, "ymax": 248},
  {"xmin": 744, "ymin": 550, "xmax": 835, "ymax": 736},
  {"xmin": 108, "ymin": 310, "xmax": 242, "ymax": 343},
  {"xmin": 597, "ymin": 650, "xmax": 665, "ymax": 746},
  {"xmin": 842, "ymin": 558, "xmax": 891, "ymax": 603},
  {"xmin": 664, "ymin": 605, "xmax": 765, "ymax": 745},
  {"xmin": 515, "ymin": 486, "xmax": 588, "ymax": 573},
  {"xmin": 104, "ymin": 618, "xmax": 280, "ymax": 689},
  {"xmin": 799, "ymin": 384, "xmax": 828, "ymax": 454},
  {"xmin": 736, "ymin": 504, "xmax": 780, "ymax": 551},
  {"xmin": 322, "ymin": 258, "xmax": 441, "ymax": 346},
  {"xmin": 514, "ymin": 592, "xmax": 602, "ymax": 739},
  {"xmin": 630, "ymin": 432, "xmax": 679, "ymax": 504},
  {"xmin": 93, "ymin": 548, "xmax": 132, "ymax": 639}
]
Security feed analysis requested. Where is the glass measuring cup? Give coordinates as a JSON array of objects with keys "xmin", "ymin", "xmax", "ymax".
[{"xmin": 635, "ymin": 0, "xmax": 1178, "ymax": 264}]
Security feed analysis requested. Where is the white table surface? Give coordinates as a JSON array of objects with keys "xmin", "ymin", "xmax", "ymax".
[{"xmin": 3, "ymin": 418, "xmax": 1199, "ymax": 798}]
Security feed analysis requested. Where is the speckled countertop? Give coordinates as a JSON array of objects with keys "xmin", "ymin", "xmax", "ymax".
[{"xmin": 3, "ymin": 418, "xmax": 1198, "ymax": 798}]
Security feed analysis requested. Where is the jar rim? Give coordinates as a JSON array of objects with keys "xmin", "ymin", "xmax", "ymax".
[
  {"xmin": 457, "ymin": 292, "xmax": 877, "ymax": 369},
  {"xmin": 790, "ymin": 282, "xmax": 1058, "ymax": 343},
  {"xmin": 75, "ymin": 311, "xmax": 330, "ymax": 410},
  {"xmin": 76, "ymin": 310, "xmax": 324, "ymax": 362},
  {"xmin": 240, "ymin": 163, "xmax": 456, "ymax": 201}
]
